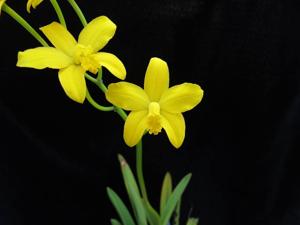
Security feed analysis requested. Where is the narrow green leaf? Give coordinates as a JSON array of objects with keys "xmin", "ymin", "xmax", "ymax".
[
  {"xmin": 143, "ymin": 200, "xmax": 160, "ymax": 225},
  {"xmin": 173, "ymin": 198, "xmax": 181, "ymax": 225},
  {"xmin": 111, "ymin": 218, "xmax": 123, "ymax": 225},
  {"xmin": 107, "ymin": 187, "xmax": 136, "ymax": 225},
  {"xmin": 186, "ymin": 218, "xmax": 199, "ymax": 225},
  {"xmin": 160, "ymin": 172, "xmax": 173, "ymax": 215},
  {"xmin": 118, "ymin": 154, "xmax": 148, "ymax": 225},
  {"xmin": 160, "ymin": 173, "xmax": 192, "ymax": 225}
]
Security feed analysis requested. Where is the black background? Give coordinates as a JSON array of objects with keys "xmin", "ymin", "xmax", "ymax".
[{"xmin": 1, "ymin": 0, "xmax": 300, "ymax": 225}]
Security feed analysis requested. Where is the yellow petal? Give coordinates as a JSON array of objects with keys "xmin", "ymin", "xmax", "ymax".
[
  {"xmin": 27, "ymin": 0, "xmax": 43, "ymax": 13},
  {"xmin": 106, "ymin": 82, "xmax": 149, "ymax": 111},
  {"xmin": 160, "ymin": 83, "xmax": 204, "ymax": 113},
  {"xmin": 78, "ymin": 16, "xmax": 116, "ymax": 52},
  {"xmin": 93, "ymin": 52, "xmax": 126, "ymax": 80},
  {"xmin": 17, "ymin": 47, "xmax": 73, "ymax": 69},
  {"xmin": 40, "ymin": 22, "xmax": 77, "ymax": 56},
  {"xmin": 58, "ymin": 65, "xmax": 86, "ymax": 103},
  {"xmin": 0, "ymin": 0, "xmax": 6, "ymax": 13},
  {"xmin": 161, "ymin": 111, "xmax": 185, "ymax": 148},
  {"xmin": 124, "ymin": 110, "xmax": 148, "ymax": 147},
  {"xmin": 144, "ymin": 57, "xmax": 169, "ymax": 102}
]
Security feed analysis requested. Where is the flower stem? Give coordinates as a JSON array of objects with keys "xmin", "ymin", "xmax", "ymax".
[
  {"xmin": 97, "ymin": 70, "xmax": 128, "ymax": 120},
  {"xmin": 86, "ymin": 88, "xmax": 114, "ymax": 112},
  {"xmin": 136, "ymin": 140, "xmax": 149, "ymax": 202},
  {"xmin": 2, "ymin": 4, "xmax": 48, "ymax": 47},
  {"xmin": 50, "ymin": 0, "xmax": 67, "ymax": 28},
  {"xmin": 67, "ymin": 0, "xmax": 87, "ymax": 26},
  {"xmin": 85, "ymin": 72, "xmax": 107, "ymax": 92},
  {"xmin": 114, "ymin": 106, "xmax": 127, "ymax": 121},
  {"xmin": 94, "ymin": 70, "xmax": 147, "ymax": 199},
  {"xmin": 85, "ymin": 73, "xmax": 97, "ymax": 84},
  {"xmin": 85, "ymin": 72, "xmax": 128, "ymax": 120},
  {"xmin": 87, "ymin": 70, "xmax": 148, "ymax": 203},
  {"xmin": 95, "ymin": 69, "xmax": 108, "ymax": 93}
]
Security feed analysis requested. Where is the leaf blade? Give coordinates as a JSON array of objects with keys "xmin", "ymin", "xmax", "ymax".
[
  {"xmin": 160, "ymin": 172, "xmax": 173, "ymax": 215},
  {"xmin": 111, "ymin": 218, "xmax": 123, "ymax": 225},
  {"xmin": 143, "ymin": 200, "xmax": 160, "ymax": 225},
  {"xmin": 160, "ymin": 173, "xmax": 192, "ymax": 225},
  {"xmin": 107, "ymin": 187, "xmax": 136, "ymax": 225},
  {"xmin": 186, "ymin": 218, "xmax": 199, "ymax": 225},
  {"xmin": 118, "ymin": 154, "xmax": 148, "ymax": 225}
]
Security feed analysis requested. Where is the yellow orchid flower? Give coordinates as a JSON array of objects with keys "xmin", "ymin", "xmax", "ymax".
[
  {"xmin": 26, "ymin": 0, "xmax": 43, "ymax": 13},
  {"xmin": 17, "ymin": 16, "xmax": 126, "ymax": 103},
  {"xmin": 106, "ymin": 57, "xmax": 203, "ymax": 149}
]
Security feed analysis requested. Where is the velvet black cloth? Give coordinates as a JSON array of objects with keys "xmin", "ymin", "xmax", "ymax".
[{"xmin": 0, "ymin": 0, "xmax": 300, "ymax": 225}]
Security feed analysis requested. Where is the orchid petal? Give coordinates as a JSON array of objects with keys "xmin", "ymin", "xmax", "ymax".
[
  {"xmin": 78, "ymin": 16, "xmax": 116, "ymax": 52},
  {"xmin": 17, "ymin": 47, "xmax": 72, "ymax": 69},
  {"xmin": 40, "ymin": 22, "xmax": 77, "ymax": 56},
  {"xmin": 160, "ymin": 83, "xmax": 203, "ymax": 113},
  {"xmin": 0, "ymin": 0, "xmax": 6, "ymax": 13},
  {"xmin": 106, "ymin": 82, "xmax": 149, "ymax": 111},
  {"xmin": 161, "ymin": 111, "xmax": 185, "ymax": 149},
  {"xmin": 144, "ymin": 57, "xmax": 169, "ymax": 102},
  {"xmin": 124, "ymin": 110, "xmax": 148, "ymax": 147},
  {"xmin": 58, "ymin": 65, "xmax": 86, "ymax": 103},
  {"xmin": 93, "ymin": 52, "xmax": 126, "ymax": 80},
  {"xmin": 27, "ymin": 0, "xmax": 43, "ymax": 13}
]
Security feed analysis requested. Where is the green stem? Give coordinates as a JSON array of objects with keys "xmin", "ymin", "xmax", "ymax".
[
  {"xmin": 136, "ymin": 140, "xmax": 149, "ymax": 202},
  {"xmin": 85, "ymin": 73, "xmax": 97, "ymax": 84},
  {"xmin": 94, "ymin": 70, "xmax": 147, "ymax": 199},
  {"xmin": 2, "ymin": 4, "xmax": 48, "ymax": 47},
  {"xmin": 85, "ymin": 72, "xmax": 128, "ymax": 120},
  {"xmin": 97, "ymin": 72, "xmax": 127, "ymax": 120},
  {"xmin": 85, "ymin": 72, "xmax": 107, "ymax": 92},
  {"xmin": 95, "ymin": 69, "xmax": 108, "ymax": 93},
  {"xmin": 50, "ymin": 0, "xmax": 67, "ymax": 28},
  {"xmin": 67, "ymin": 0, "xmax": 87, "ymax": 26},
  {"xmin": 87, "ymin": 71, "xmax": 148, "ymax": 202},
  {"xmin": 86, "ymin": 89, "xmax": 114, "ymax": 112},
  {"xmin": 114, "ymin": 106, "xmax": 128, "ymax": 121}
]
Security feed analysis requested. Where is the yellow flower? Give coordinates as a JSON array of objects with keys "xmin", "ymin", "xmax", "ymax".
[
  {"xmin": 106, "ymin": 57, "xmax": 203, "ymax": 148},
  {"xmin": 26, "ymin": 0, "xmax": 43, "ymax": 13},
  {"xmin": 17, "ymin": 16, "xmax": 126, "ymax": 103}
]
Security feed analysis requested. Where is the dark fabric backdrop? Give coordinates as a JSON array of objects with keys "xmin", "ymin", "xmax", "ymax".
[{"xmin": 0, "ymin": 0, "xmax": 300, "ymax": 225}]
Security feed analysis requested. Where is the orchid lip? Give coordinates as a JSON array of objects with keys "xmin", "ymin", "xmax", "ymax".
[{"xmin": 147, "ymin": 102, "xmax": 162, "ymax": 135}]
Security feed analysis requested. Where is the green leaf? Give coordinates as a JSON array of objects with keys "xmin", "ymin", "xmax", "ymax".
[
  {"xmin": 107, "ymin": 187, "xmax": 136, "ymax": 225},
  {"xmin": 160, "ymin": 173, "xmax": 192, "ymax": 225},
  {"xmin": 173, "ymin": 198, "xmax": 181, "ymax": 225},
  {"xmin": 160, "ymin": 172, "xmax": 173, "ymax": 215},
  {"xmin": 111, "ymin": 218, "xmax": 123, "ymax": 225},
  {"xmin": 186, "ymin": 218, "xmax": 199, "ymax": 225},
  {"xmin": 143, "ymin": 200, "xmax": 160, "ymax": 225},
  {"xmin": 118, "ymin": 154, "xmax": 148, "ymax": 225}
]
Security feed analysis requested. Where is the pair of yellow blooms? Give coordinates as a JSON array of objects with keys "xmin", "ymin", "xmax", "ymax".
[
  {"xmin": 7, "ymin": 9, "xmax": 204, "ymax": 149},
  {"xmin": 0, "ymin": 0, "xmax": 42, "ymax": 13}
]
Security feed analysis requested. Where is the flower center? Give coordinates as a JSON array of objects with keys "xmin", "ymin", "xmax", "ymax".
[
  {"xmin": 73, "ymin": 44, "xmax": 100, "ymax": 74},
  {"xmin": 147, "ymin": 102, "xmax": 162, "ymax": 135}
]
